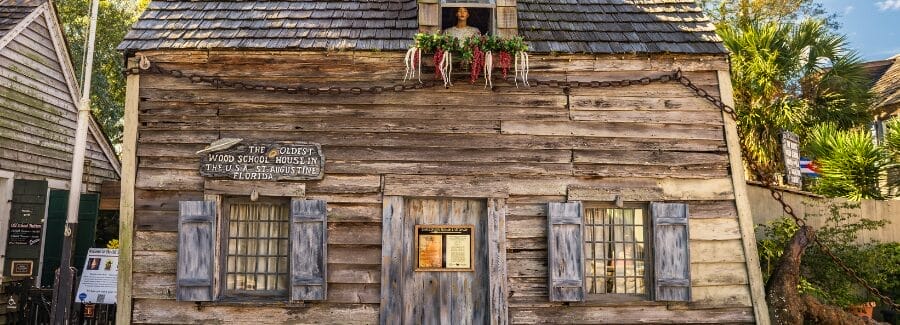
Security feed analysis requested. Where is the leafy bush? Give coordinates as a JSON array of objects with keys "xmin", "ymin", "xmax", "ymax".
[
  {"xmin": 805, "ymin": 124, "xmax": 894, "ymax": 200},
  {"xmin": 756, "ymin": 202, "xmax": 897, "ymax": 307}
]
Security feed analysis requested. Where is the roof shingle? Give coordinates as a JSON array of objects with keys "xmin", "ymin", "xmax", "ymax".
[
  {"xmin": 863, "ymin": 55, "xmax": 900, "ymax": 114},
  {"xmin": 0, "ymin": 0, "xmax": 40, "ymax": 39},
  {"xmin": 118, "ymin": 0, "xmax": 726, "ymax": 54}
]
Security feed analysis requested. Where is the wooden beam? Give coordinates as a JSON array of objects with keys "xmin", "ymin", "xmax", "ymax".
[
  {"xmin": 487, "ymin": 198, "xmax": 509, "ymax": 325},
  {"xmin": 567, "ymin": 178, "xmax": 736, "ymax": 201},
  {"xmin": 383, "ymin": 175, "xmax": 510, "ymax": 198},
  {"xmin": 203, "ymin": 179, "xmax": 305, "ymax": 197},
  {"xmin": 44, "ymin": 2, "xmax": 122, "ymax": 178},
  {"xmin": 379, "ymin": 196, "xmax": 404, "ymax": 325},
  {"xmin": 717, "ymin": 70, "xmax": 770, "ymax": 325},
  {"xmin": 116, "ymin": 59, "xmax": 139, "ymax": 324}
]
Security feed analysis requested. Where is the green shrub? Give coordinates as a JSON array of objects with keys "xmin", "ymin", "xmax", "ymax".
[{"xmin": 756, "ymin": 202, "xmax": 897, "ymax": 307}]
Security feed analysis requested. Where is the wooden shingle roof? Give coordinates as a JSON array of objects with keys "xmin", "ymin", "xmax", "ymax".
[
  {"xmin": 863, "ymin": 55, "xmax": 900, "ymax": 114},
  {"xmin": 0, "ymin": 0, "xmax": 39, "ymax": 38},
  {"xmin": 118, "ymin": 0, "xmax": 726, "ymax": 54}
]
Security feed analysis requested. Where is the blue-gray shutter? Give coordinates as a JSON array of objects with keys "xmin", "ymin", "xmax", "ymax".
[
  {"xmin": 177, "ymin": 201, "xmax": 216, "ymax": 301},
  {"xmin": 651, "ymin": 202, "xmax": 691, "ymax": 302},
  {"xmin": 290, "ymin": 199, "xmax": 328, "ymax": 301},
  {"xmin": 547, "ymin": 201, "xmax": 585, "ymax": 302}
]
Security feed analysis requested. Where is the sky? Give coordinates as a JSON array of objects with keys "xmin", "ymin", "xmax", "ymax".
[{"xmin": 820, "ymin": 0, "xmax": 900, "ymax": 61}]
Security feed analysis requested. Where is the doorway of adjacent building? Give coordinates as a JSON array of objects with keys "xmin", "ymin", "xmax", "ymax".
[{"xmin": 39, "ymin": 190, "xmax": 99, "ymax": 287}]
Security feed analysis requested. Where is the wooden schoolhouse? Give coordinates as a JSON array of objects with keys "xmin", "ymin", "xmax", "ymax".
[
  {"xmin": 116, "ymin": 0, "xmax": 770, "ymax": 323},
  {"xmin": 0, "ymin": 0, "xmax": 120, "ymax": 312}
]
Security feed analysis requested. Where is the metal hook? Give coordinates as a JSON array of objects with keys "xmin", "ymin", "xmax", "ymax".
[{"xmin": 138, "ymin": 54, "xmax": 151, "ymax": 70}]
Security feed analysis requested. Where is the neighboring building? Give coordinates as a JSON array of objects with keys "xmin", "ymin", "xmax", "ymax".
[
  {"xmin": 864, "ymin": 54, "xmax": 900, "ymax": 144},
  {"xmin": 863, "ymin": 54, "xmax": 900, "ymax": 196},
  {"xmin": 116, "ymin": 1, "xmax": 768, "ymax": 324},
  {"xmin": 0, "ymin": 0, "xmax": 120, "ymax": 291}
]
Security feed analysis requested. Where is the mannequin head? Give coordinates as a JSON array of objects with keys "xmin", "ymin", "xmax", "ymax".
[{"xmin": 456, "ymin": 7, "xmax": 470, "ymax": 27}]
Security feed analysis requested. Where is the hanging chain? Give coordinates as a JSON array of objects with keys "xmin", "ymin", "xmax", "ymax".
[
  {"xmin": 673, "ymin": 71, "xmax": 897, "ymax": 311},
  {"xmin": 123, "ymin": 64, "xmax": 443, "ymax": 95},
  {"xmin": 126, "ymin": 59, "xmax": 896, "ymax": 310}
]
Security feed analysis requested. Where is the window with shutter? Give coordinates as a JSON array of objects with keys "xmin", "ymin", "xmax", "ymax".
[
  {"xmin": 583, "ymin": 205, "xmax": 649, "ymax": 298},
  {"xmin": 546, "ymin": 202, "xmax": 691, "ymax": 303},
  {"xmin": 222, "ymin": 197, "xmax": 291, "ymax": 299},
  {"xmin": 177, "ymin": 197, "xmax": 328, "ymax": 302}
]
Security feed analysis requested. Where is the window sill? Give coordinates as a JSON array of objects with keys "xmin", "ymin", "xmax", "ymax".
[
  {"xmin": 196, "ymin": 300, "xmax": 309, "ymax": 309},
  {"xmin": 576, "ymin": 294, "xmax": 663, "ymax": 307}
]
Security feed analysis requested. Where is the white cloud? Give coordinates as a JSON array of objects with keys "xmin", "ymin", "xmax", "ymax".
[
  {"xmin": 876, "ymin": 0, "xmax": 900, "ymax": 11},
  {"xmin": 843, "ymin": 5, "xmax": 854, "ymax": 15}
]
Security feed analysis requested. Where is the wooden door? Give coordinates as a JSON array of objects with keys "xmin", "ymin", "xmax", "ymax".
[
  {"xmin": 41, "ymin": 190, "xmax": 99, "ymax": 287},
  {"xmin": 402, "ymin": 198, "xmax": 488, "ymax": 324}
]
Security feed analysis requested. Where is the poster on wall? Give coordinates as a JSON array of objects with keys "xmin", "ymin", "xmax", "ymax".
[
  {"xmin": 10, "ymin": 260, "xmax": 33, "ymax": 276},
  {"xmin": 415, "ymin": 225, "xmax": 474, "ymax": 271},
  {"xmin": 75, "ymin": 248, "xmax": 119, "ymax": 304},
  {"xmin": 7, "ymin": 223, "xmax": 42, "ymax": 245}
]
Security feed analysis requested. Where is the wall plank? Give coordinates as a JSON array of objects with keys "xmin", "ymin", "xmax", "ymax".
[{"xmin": 130, "ymin": 51, "xmax": 753, "ymax": 324}]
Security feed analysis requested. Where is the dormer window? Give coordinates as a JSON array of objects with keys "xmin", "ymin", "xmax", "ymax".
[
  {"xmin": 418, "ymin": 0, "xmax": 516, "ymax": 38},
  {"xmin": 440, "ymin": 0, "xmax": 495, "ymax": 36}
]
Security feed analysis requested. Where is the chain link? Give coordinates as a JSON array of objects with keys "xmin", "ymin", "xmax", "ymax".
[
  {"xmin": 122, "ymin": 62, "xmax": 683, "ymax": 95},
  {"xmin": 126, "ymin": 61, "xmax": 896, "ymax": 310},
  {"xmin": 124, "ymin": 65, "xmax": 445, "ymax": 95}
]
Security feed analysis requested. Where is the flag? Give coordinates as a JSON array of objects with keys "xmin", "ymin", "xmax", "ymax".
[{"xmin": 800, "ymin": 158, "xmax": 820, "ymax": 177}]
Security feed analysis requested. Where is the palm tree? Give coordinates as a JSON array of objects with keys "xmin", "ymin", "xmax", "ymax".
[
  {"xmin": 805, "ymin": 124, "xmax": 893, "ymax": 200},
  {"xmin": 717, "ymin": 19, "xmax": 872, "ymax": 181}
]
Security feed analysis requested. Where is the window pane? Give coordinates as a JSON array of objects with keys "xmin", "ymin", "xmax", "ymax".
[
  {"xmin": 226, "ymin": 201, "xmax": 290, "ymax": 295},
  {"xmin": 584, "ymin": 207, "xmax": 648, "ymax": 295}
]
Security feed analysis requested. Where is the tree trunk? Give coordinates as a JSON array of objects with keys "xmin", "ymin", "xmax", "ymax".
[{"xmin": 765, "ymin": 226, "xmax": 885, "ymax": 325}]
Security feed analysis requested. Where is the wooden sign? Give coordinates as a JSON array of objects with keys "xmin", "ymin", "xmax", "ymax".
[
  {"xmin": 780, "ymin": 131, "xmax": 801, "ymax": 187},
  {"xmin": 10, "ymin": 260, "xmax": 33, "ymax": 276},
  {"xmin": 199, "ymin": 140, "xmax": 324, "ymax": 181},
  {"xmin": 7, "ymin": 223, "xmax": 42, "ymax": 245},
  {"xmin": 415, "ymin": 225, "xmax": 474, "ymax": 271}
]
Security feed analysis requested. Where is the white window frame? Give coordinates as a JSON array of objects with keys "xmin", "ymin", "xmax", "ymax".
[
  {"xmin": 0, "ymin": 170, "xmax": 15, "ymax": 283},
  {"xmin": 582, "ymin": 203, "xmax": 653, "ymax": 302},
  {"xmin": 439, "ymin": 1, "xmax": 497, "ymax": 35},
  {"xmin": 218, "ymin": 196, "xmax": 292, "ymax": 301}
]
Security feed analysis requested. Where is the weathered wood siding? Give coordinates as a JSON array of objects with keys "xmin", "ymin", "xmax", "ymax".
[
  {"xmin": 130, "ymin": 50, "xmax": 753, "ymax": 324},
  {"xmin": 0, "ymin": 13, "xmax": 117, "ymax": 191}
]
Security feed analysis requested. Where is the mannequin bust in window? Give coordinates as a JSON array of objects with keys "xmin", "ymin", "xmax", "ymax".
[{"xmin": 443, "ymin": 7, "xmax": 481, "ymax": 39}]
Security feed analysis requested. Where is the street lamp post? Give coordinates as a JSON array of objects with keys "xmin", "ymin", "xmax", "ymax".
[{"xmin": 50, "ymin": 0, "xmax": 99, "ymax": 322}]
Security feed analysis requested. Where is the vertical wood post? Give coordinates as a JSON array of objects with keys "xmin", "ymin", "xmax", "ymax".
[
  {"xmin": 0, "ymin": 170, "xmax": 15, "ymax": 281},
  {"xmin": 717, "ymin": 70, "xmax": 771, "ymax": 324},
  {"xmin": 380, "ymin": 196, "xmax": 404, "ymax": 325},
  {"xmin": 115, "ymin": 58, "xmax": 140, "ymax": 325},
  {"xmin": 487, "ymin": 198, "xmax": 508, "ymax": 325}
]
